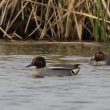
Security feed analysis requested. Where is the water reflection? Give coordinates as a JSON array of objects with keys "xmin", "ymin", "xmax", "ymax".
[{"xmin": 0, "ymin": 42, "xmax": 110, "ymax": 110}]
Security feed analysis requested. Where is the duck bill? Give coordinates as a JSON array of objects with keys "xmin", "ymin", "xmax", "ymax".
[
  {"xmin": 89, "ymin": 57, "xmax": 95, "ymax": 65},
  {"xmin": 90, "ymin": 58, "xmax": 95, "ymax": 63},
  {"xmin": 90, "ymin": 57, "xmax": 95, "ymax": 61},
  {"xmin": 90, "ymin": 56, "xmax": 95, "ymax": 61},
  {"xmin": 26, "ymin": 64, "xmax": 33, "ymax": 67}
]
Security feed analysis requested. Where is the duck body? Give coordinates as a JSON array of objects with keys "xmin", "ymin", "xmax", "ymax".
[
  {"xmin": 32, "ymin": 65, "xmax": 80, "ymax": 78},
  {"xmin": 27, "ymin": 56, "xmax": 80, "ymax": 78},
  {"xmin": 105, "ymin": 56, "xmax": 110, "ymax": 65}
]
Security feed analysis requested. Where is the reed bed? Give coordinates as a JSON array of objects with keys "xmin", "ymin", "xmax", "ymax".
[{"xmin": 0, "ymin": 0, "xmax": 110, "ymax": 42}]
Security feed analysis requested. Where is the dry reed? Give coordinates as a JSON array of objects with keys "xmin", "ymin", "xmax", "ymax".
[{"xmin": 0, "ymin": 0, "xmax": 110, "ymax": 42}]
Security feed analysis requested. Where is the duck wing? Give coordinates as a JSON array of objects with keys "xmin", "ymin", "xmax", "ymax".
[
  {"xmin": 49, "ymin": 67, "xmax": 71, "ymax": 70},
  {"xmin": 50, "ymin": 64, "xmax": 80, "ymax": 69},
  {"xmin": 49, "ymin": 64, "xmax": 73, "ymax": 70}
]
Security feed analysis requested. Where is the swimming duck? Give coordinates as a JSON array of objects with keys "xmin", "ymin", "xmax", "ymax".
[
  {"xmin": 90, "ymin": 51, "xmax": 110, "ymax": 65},
  {"xmin": 26, "ymin": 56, "xmax": 81, "ymax": 78}
]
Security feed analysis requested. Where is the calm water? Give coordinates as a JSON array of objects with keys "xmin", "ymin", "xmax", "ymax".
[{"xmin": 0, "ymin": 42, "xmax": 110, "ymax": 110}]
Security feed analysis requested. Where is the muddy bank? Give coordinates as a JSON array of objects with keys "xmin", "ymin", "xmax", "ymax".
[{"xmin": 0, "ymin": 41, "xmax": 109, "ymax": 55}]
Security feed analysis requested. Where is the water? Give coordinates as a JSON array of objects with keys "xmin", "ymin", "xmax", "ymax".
[{"xmin": 0, "ymin": 42, "xmax": 110, "ymax": 110}]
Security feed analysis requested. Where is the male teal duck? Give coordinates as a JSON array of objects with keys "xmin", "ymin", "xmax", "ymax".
[{"xmin": 26, "ymin": 56, "xmax": 81, "ymax": 78}]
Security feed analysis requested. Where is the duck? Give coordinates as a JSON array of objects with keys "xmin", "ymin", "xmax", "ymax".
[
  {"xmin": 90, "ymin": 51, "xmax": 110, "ymax": 65},
  {"xmin": 26, "ymin": 56, "xmax": 81, "ymax": 78}
]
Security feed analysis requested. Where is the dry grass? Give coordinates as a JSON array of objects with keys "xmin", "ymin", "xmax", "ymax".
[{"xmin": 0, "ymin": 0, "xmax": 110, "ymax": 42}]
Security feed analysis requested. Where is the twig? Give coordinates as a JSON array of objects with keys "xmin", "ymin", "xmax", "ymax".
[{"xmin": 0, "ymin": 27, "xmax": 12, "ymax": 39}]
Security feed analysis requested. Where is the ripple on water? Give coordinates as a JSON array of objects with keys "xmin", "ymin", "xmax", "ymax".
[{"xmin": 0, "ymin": 55, "xmax": 110, "ymax": 110}]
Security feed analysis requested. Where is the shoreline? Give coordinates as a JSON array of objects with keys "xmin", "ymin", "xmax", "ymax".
[
  {"xmin": 0, "ymin": 40, "xmax": 108, "ymax": 47},
  {"xmin": 0, "ymin": 40, "xmax": 109, "ymax": 55}
]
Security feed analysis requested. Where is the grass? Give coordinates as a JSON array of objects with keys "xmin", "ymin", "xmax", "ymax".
[
  {"xmin": 0, "ymin": 0, "xmax": 110, "ymax": 42},
  {"xmin": 89, "ymin": 0, "xmax": 109, "ymax": 42}
]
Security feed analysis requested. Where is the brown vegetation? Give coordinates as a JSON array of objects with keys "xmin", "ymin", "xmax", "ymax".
[{"xmin": 0, "ymin": 0, "xmax": 110, "ymax": 42}]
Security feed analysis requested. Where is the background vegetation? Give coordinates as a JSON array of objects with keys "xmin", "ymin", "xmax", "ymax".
[{"xmin": 0, "ymin": 0, "xmax": 110, "ymax": 42}]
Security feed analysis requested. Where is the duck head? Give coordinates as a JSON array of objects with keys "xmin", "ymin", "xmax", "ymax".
[
  {"xmin": 26, "ymin": 56, "xmax": 46, "ymax": 68},
  {"xmin": 91, "ymin": 51, "xmax": 105, "ymax": 62}
]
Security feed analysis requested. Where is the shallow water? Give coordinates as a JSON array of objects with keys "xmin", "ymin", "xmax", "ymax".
[{"xmin": 0, "ymin": 42, "xmax": 110, "ymax": 110}]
